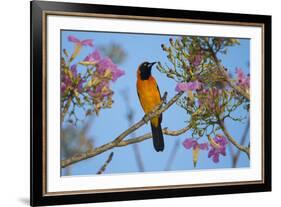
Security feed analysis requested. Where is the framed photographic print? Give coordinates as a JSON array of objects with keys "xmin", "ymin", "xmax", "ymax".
[{"xmin": 30, "ymin": 1, "xmax": 271, "ymax": 206}]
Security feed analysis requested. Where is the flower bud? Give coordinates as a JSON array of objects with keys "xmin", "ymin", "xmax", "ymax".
[
  {"xmin": 167, "ymin": 73, "xmax": 174, "ymax": 79},
  {"xmin": 169, "ymin": 38, "xmax": 174, "ymax": 46},
  {"xmin": 90, "ymin": 77, "xmax": 101, "ymax": 87},
  {"xmin": 104, "ymin": 69, "xmax": 112, "ymax": 79},
  {"xmin": 161, "ymin": 44, "xmax": 168, "ymax": 51},
  {"xmin": 101, "ymin": 85, "xmax": 109, "ymax": 94}
]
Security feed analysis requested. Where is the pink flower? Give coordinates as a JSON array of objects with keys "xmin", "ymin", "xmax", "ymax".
[
  {"xmin": 183, "ymin": 138, "xmax": 209, "ymax": 167},
  {"xmin": 70, "ymin": 64, "xmax": 78, "ymax": 78},
  {"xmin": 61, "ymin": 64, "xmax": 86, "ymax": 94},
  {"xmin": 84, "ymin": 49, "xmax": 102, "ymax": 62},
  {"xmin": 183, "ymin": 138, "xmax": 209, "ymax": 150},
  {"xmin": 96, "ymin": 57, "xmax": 125, "ymax": 82},
  {"xmin": 96, "ymin": 58, "xmax": 113, "ymax": 73},
  {"xmin": 61, "ymin": 82, "xmax": 67, "ymax": 94},
  {"xmin": 77, "ymin": 78, "xmax": 85, "ymax": 93},
  {"xmin": 208, "ymin": 135, "xmax": 228, "ymax": 163},
  {"xmin": 197, "ymin": 87, "xmax": 222, "ymax": 113},
  {"xmin": 175, "ymin": 80, "xmax": 202, "ymax": 92},
  {"xmin": 193, "ymin": 54, "xmax": 202, "ymax": 67},
  {"xmin": 88, "ymin": 81, "xmax": 112, "ymax": 98},
  {"xmin": 61, "ymin": 75, "xmax": 71, "ymax": 95},
  {"xmin": 111, "ymin": 67, "xmax": 125, "ymax": 82},
  {"xmin": 84, "ymin": 49, "xmax": 125, "ymax": 82},
  {"xmin": 68, "ymin": 35, "xmax": 94, "ymax": 47},
  {"xmin": 235, "ymin": 67, "xmax": 250, "ymax": 89},
  {"xmin": 95, "ymin": 81, "xmax": 108, "ymax": 93}
]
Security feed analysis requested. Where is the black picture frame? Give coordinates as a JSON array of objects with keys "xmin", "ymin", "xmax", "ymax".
[{"xmin": 31, "ymin": 1, "xmax": 271, "ymax": 206}]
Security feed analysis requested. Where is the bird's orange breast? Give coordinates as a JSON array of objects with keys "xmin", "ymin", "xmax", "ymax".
[{"xmin": 137, "ymin": 75, "xmax": 161, "ymax": 126}]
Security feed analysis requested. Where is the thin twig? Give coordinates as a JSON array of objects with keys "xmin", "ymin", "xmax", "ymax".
[
  {"xmin": 218, "ymin": 118, "xmax": 250, "ymax": 158},
  {"xmin": 61, "ymin": 92, "xmax": 183, "ymax": 168},
  {"xmin": 96, "ymin": 152, "xmax": 114, "ymax": 174},
  {"xmin": 164, "ymin": 139, "xmax": 181, "ymax": 171},
  {"xmin": 121, "ymin": 89, "xmax": 145, "ymax": 172},
  {"xmin": 132, "ymin": 144, "xmax": 145, "ymax": 172},
  {"xmin": 231, "ymin": 119, "xmax": 250, "ymax": 167}
]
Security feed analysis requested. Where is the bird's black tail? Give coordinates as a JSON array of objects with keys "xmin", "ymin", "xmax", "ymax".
[{"xmin": 150, "ymin": 123, "xmax": 164, "ymax": 152}]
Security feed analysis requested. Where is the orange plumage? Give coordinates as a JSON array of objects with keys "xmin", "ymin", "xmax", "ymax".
[
  {"xmin": 137, "ymin": 73, "xmax": 161, "ymax": 127},
  {"xmin": 136, "ymin": 61, "xmax": 164, "ymax": 151}
]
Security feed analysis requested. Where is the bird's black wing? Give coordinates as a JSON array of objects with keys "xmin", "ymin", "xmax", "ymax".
[
  {"xmin": 137, "ymin": 89, "xmax": 145, "ymax": 110},
  {"xmin": 156, "ymin": 83, "xmax": 163, "ymax": 124}
]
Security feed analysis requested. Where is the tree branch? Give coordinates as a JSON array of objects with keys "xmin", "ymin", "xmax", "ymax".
[
  {"xmin": 96, "ymin": 152, "xmax": 114, "ymax": 174},
  {"xmin": 121, "ymin": 89, "xmax": 145, "ymax": 172},
  {"xmin": 218, "ymin": 118, "xmax": 250, "ymax": 158},
  {"xmin": 61, "ymin": 91, "xmax": 184, "ymax": 168},
  {"xmin": 164, "ymin": 139, "xmax": 180, "ymax": 171},
  {"xmin": 206, "ymin": 41, "xmax": 250, "ymax": 101},
  {"xmin": 231, "ymin": 118, "xmax": 250, "ymax": 167},
  {"xmin": 117, "ymin": 124, "xmax": 190, "ymax": 147}
]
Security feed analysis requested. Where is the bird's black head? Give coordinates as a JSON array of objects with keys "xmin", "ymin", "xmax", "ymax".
[{"xmin": 138, "ymin": 61, "xmax": 157, "ymax": 80}]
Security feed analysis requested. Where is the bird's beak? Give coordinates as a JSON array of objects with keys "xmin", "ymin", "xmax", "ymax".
[{"xmin": 149, "ymin": 62, "xmax": 157, "ymax": 68}]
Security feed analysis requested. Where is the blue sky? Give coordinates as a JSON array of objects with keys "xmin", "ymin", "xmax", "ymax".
[{"xmin": 61, "ymin": 30, "xmax": 250, "ymax": 176}]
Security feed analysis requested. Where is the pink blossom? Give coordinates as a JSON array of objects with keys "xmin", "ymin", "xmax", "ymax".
[
  {"xmin": 77, "ymin": 78, "xmax": 85, "ymax": 93},
  {"xmin": 197, "ymin": 87, "xmax": 222, "ymax": 112},
  {"xmin": 208, "ymin": 135, "xmax": 228, "ymax": 163},
  {"xmin": 61, "ymin": 82, "xmax": 67, "ymax": 94},
  {"xmin": 84, "ymin": 49, "xmax": 102, "ymax": 62},
  {"xmin": 61, "ymin": 75, "xmax": 71, "ymax": 94},
  {"xmin": 193, "ymin": 54, "xmax": 202, "ymax": 67},
  {"xmin": 96, "ymin": 58, "xmax": 113, "ymax": 73},
  {"xmin": 61, "ymin": 64, "xmax": 86, "ymax": 94},
  {"xmin": 70, "ymin": 64, "xmax": 78, "ymax": 78},
  {"xmin": 183, "ymin": 138, "xmax": 209, "ymax": 150},
  {"xmin": 175, "ymin": 80, "xmax": 202, "ymax": 92},
  {"xmin": 96, "ymin": 57, "xmax": 125, "ymax": 82},
  {"xmin": 111, "ymin": 66, "xmax": 125, "ymax": 82},
  {"xmin": 88, "ymin": 81, "xmax": 112, "ymax": 98},
  {"xmin": 87, "ymin": 90, "xmax": 96, "ymax": 97},
  {"xmin": 68, "ymin": 35, "xmax": 94, "ymax": 47},
  {"xmin": 84, "ymin": 49, "xmax": 125, "ymax": 82},
  {"xmin": 235, "ymin": 67, "xmax": 250, "ymax": 89}
]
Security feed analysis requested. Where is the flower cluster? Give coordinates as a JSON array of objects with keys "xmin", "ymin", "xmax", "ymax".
[
  {"xmin": 61, "ymin": 64, "xmax": 85, "ymax": 96},
  {"xmin": 157, "ymin": 36, "xmax": 247, "ymax": 166},
  {"xmin": 61, "ymin": 35, "xmax": 125, "ymax": 123},
  {"xmin": 235, "ymin": 67, "xmax": 250, "ymax": 91},
  {"xmin": 183, "ymin": 138, "xmax": 209, "ymax": 151},
  {"xmin": 68, "ymin": 35, "xmax": 94, "ymax": 47},
  {"xmin": 175, "ymin": 80, "xmax": 202, "ymax": 92},
  {"xmin": 208, "ymin": 135, "xmax": 228, "ymax": 163},
  {"xmin": 84, "ymin": 49, "xmax": 125, "ymax": 82},
  {"xmin": 83, "ymin": 49, "xmax": 125, "ymax": 114},
  {"xmin": 183, "ymin": 134, "xmax": 228, "ymax": 166},
  {"xmin": 183, "ymin": 138, "xmax": 209, "ymax": 167},
  {"xmin": 197, "ymin": 87, "xmax": 224, "ymax": 115},
  {"xmin": 188, "ymin": 52, "xmax": 204, "ymax": 71}
]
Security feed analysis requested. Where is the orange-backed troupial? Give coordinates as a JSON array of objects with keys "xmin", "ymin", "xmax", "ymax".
[{"xmin": 136, "ymin": 61, "xmax": 164, "ymax": 152}]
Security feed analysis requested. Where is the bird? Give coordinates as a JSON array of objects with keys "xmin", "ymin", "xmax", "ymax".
[{"xmin": 136, "ymin": 61, "xmax": 164, "ymax": 152}]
